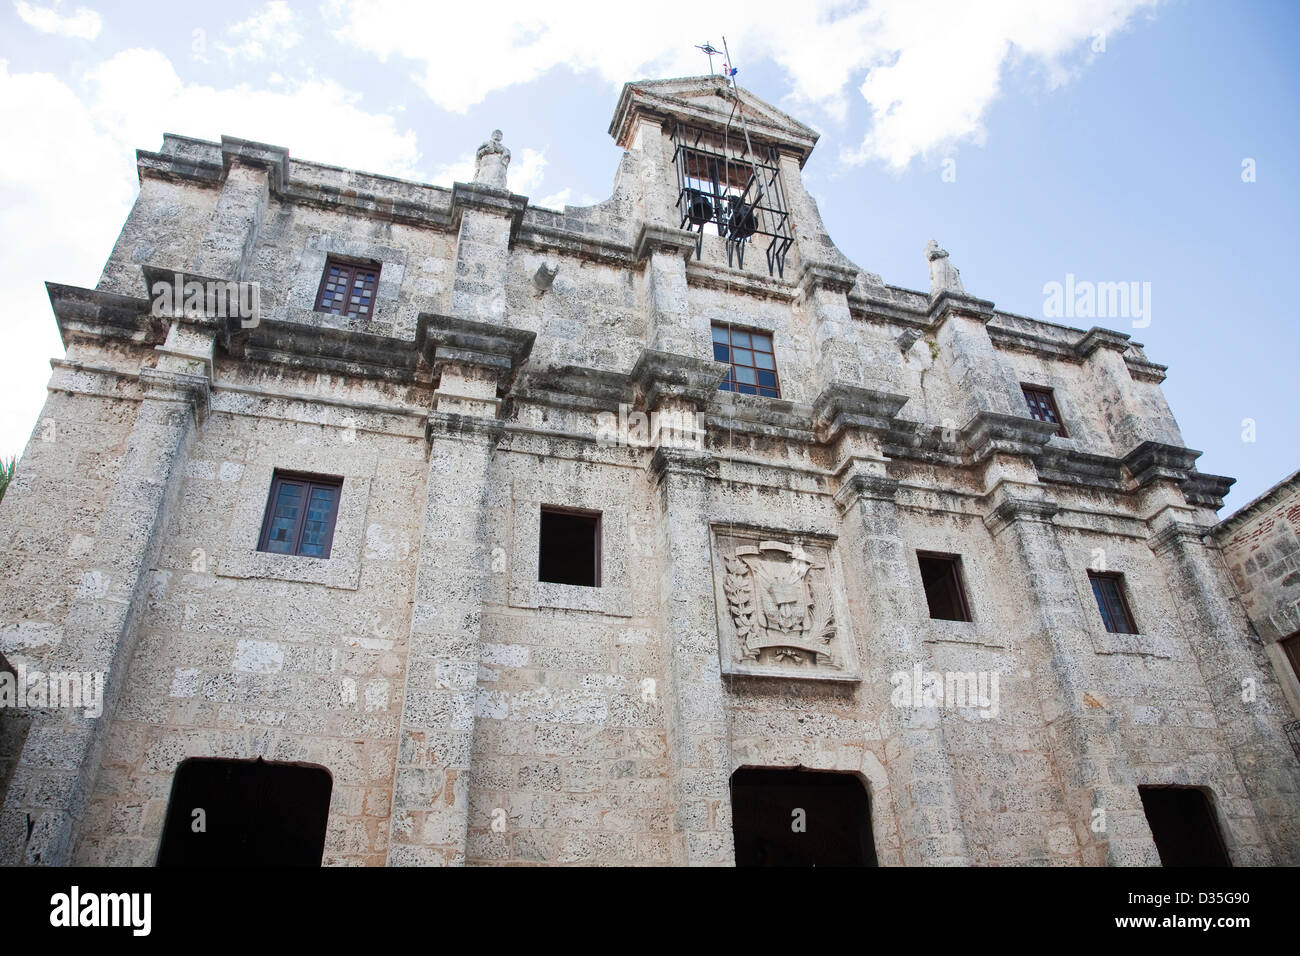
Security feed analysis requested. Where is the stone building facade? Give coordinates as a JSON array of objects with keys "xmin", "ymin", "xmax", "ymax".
[{"xmin": 1, "ymin": 76, "xmax": 1297, "ymax": 867}]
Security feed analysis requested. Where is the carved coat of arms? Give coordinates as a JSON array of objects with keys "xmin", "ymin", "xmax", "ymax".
[{"xmin": 720, "ymin": 539, "xmax": 840, "ymax": 669}]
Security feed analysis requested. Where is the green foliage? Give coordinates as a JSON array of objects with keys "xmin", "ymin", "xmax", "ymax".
[{"xmin": 0, "ymin": 457, "xmax": 16, "ymax": 505}]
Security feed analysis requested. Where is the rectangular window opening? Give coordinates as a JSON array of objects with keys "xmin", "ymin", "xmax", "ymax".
[
  {"xmin": 538, "ymin": 506, "xmax": 601, "ymax": 587},
  {"xmin": 1089, "ymin": 570, "xmax": 1137, "ymax": 634},
  {"xmin": 314, "ymin": 256, "xmax": 380, "ymax": 319},
  {"xmin": 712, "ymin": 324, "xmax": 780, "ymax": 398},
  {"xmin": 917, "ymin": 552, "xmax": 972, "ymax": 622},
  {"xmin": 257, "ymin": 471, "xmax": 343, "ymax": 559},
  {"xmin": 1022, "ymin": 384, "xmax": 1067, "ymax": 437}
]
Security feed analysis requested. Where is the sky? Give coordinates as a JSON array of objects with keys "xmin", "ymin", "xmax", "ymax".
[{"xmin": 0, "ymin": 0, "xmax": 1296, "ymax": 514}]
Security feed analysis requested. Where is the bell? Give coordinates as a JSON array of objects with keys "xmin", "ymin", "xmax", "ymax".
[
  {"xmin": 727, "ymin": 196, "xmax": 757, "ymax": 239},
  {"xmin": 687, "ymin": 192, "xmax": 714, "ymax": 226}
]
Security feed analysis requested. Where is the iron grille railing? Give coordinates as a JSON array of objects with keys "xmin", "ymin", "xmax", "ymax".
[
  {"xmin": 1285, "ymin": 718, "xmax": 1300, "ymax": 763},
  {"xmin": 672, "ymin": 122, "xmax": 794, "ymax": 278}
]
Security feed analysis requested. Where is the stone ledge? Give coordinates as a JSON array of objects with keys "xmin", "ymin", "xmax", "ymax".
[
  {"xmin": 928, "ymin": 289, "xmax": 996, "ymax": 324},
  {"xmin": 449, "ymin": 181, "xmax": 528, "ymax": 245},
  {"xmin": 220, "ymin": 135, "xmax": 291, "ymax": 193},
  {"xmin": 812, "ymin": 383, "xmax": 909, "ymax": 442},
  {"xmin": 1074, "ymin": 326, "xmax": 1131, "ymax": 359},
  {"xmin": 416, "ymin": 312, "xmax": 536, "ymax": 394},
  {"xmin": 633, "ymin": 223, "xmax": 697, "ymax": 261},
  {"xmin": 630, "ymin": 349, "xmax": 727, "ymax": 409},
  {"xmin": 241, "ymin": 315, "xmax": 421, "ymax": 383},
  {"xmin": 796, "ymin": 260, "xmax": 858, "ymax": 301},
  {"xmin": 46, "ymin": 282, "xmax": 169, "ymax": 349},
  {"xmin": 1123, "ymin": 440, "xmax": 1202, "ymax": 487},
  {"xmin": 962, "ymin": 411, "xmax": 1058, "ymax": 461}
]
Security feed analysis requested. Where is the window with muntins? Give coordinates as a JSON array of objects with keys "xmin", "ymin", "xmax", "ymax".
[
  {"xmin": 315, "ymin": 258, "xmax": 379, "ymax": 318},
  {"xmin": 257, "ymin": 472, "xmax": 343, "ymax": 558},
  {"xmin": 713, "ymin": 325, "xmax": 780, "ymax": 397},
  {"xmin": 1022, "ymin": 385, "xmax": 1067, "ymax": 437}
]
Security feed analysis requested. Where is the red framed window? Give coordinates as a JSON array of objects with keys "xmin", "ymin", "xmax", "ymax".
[
  {"xmin": 713, "ymin": 325, "xmax": 780, "ymax": 397},
  {"xmin": 1089, "ymin": 571, "xmax": 1138, "ymax": 634},
  {"xmin": 257, "ymin": 472, "xmax": 343, "ymax": 558},
  {"xmin": 315, "ymin": 258, "xmax": 380, "ymax": 318},
  {"xmin": 1022, "ymin": 385, "xmax": 1067, "ymax": 437}
]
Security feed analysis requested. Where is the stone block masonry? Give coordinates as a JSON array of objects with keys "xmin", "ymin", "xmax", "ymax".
[{"xmin": 0, "ymin": 76, "xmax": 1295, "ymax": 866}]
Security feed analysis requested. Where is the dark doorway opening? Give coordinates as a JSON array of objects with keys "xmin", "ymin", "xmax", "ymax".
[
  {"xmin": 156, "ymin": 757, "xmax": 332, "ymax": 867},
  {"xmin": 538, "ymin": 506, "xmax": 601, "ymax": 587},
  {"xmin": 730, "ymin": 767, "xmax": 877, "ymax": 867},
  {"xmin": 1138, "ymin": 785, "xmax": 1231, "ymax": 867}
]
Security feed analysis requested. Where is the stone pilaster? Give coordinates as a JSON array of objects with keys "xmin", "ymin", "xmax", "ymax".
[
  {"xmin": 191, "ymin": 136, "xmax": 288, "ymax": 281},
  {"xmin": 983, "ymin": 487, "xmax": 1159, "ymax": 866},
  {"xmin": 930, "ymin": 291, "xmax": 1023, "ymax": 426},
  {"xmin": 635, "ymin": 224, "xmax": 702, "ymax": 357},
  {"xmin": 1149, "ymin": 518, "xmax": 1300, "ymax": 864},
  {"xmin": 633, "ymin": 349, "xmax": 733, "ymax": 865},
  {"xmin": 796, "ymin": 261, "xmax": 869, "ymax": 392},
  {"xmin": 386, "ymin": 315, "xmax": 533, "ymax": 866},
  {"xmin": 0, "ymin": 322, "xmax": 211, "ymax": 866},
  {"xmin": 447, "ymin": 182, "xmax": 526, "ymax": 325},
  {"xmin": 836, "ymin": 471, "xmax": 972, "ymax": 864},
  {"xmin": 1077, "ymin": 327, "xmax": 1180, "ymax": 453},
  {"xmin": 821, "ymin": 384, "xmax": 970, "ymax": 865}
]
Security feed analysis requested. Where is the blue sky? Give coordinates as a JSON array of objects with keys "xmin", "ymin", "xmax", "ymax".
[{"xmin": 0, "ymin": 0, "xmax": 1296, "ymax": 512}]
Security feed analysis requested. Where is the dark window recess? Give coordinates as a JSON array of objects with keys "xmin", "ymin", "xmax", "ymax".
[
  {"xmin": 1138, "ymin": 786, "xmax": 1231, "ymax": 867},
  {"xmin": 1022, "ymin": 385, "xmax": 1067, "ymax": 437},
  {"xmin": 257, "ymin": 472, "xmax": 342, "ymax": 558},
  {"xmin": 1280, "ymin": 631, "xmax": 1300, "ymax": 683},
  {"xmin": 713, "ymin": 324, "xmax": 780, "ymax": 398},
  {"xmin": 1089, "ymin": 571, "xmax": 1138, "ymax": 634},
  {"xmin": 918, "ymin": 552, "xmax": 972, "ymax": 622},
  {"xmin": 730, "ymin": 768, "xmax": 877, "ymax": 867},
  {"xmin": 538, "ymin": 507, "xmax": 601, "ymax": 587},
  {"xmin": 314, "ymin": 258, "xmax": 379, "ymax": 318},
  {"xmin": 156, "ymin": 758, "xmax": 332, "ymax": 867}
]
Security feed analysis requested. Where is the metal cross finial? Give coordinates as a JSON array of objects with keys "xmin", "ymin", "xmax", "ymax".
[{"xmin": 695, "ymin": 41, "xmax": 721, "ymax": 74}]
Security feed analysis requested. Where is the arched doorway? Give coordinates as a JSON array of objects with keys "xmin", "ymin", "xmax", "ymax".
[
  {"xmin": 1138, "ymin": 785, "xmax": 1231, "ymax": 867},
  {"xmin": 156, "ymin": 757, "xmax": 332, "ymax": 866},
  {"xmin": 730, "ymin": 767, "xmax": 877, "ymax": 866}
]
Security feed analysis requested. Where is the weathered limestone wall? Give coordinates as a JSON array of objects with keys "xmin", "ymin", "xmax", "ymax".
[
  {"xmin": 3, "ymin": 76, "xmax": 1297, "ymax": 868},
  {"xmin": 74, "ymin": 365, "xmax": 432, "ymax": 865}
]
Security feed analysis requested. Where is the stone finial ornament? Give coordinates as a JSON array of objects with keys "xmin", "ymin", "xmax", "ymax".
[
  {"xmin": 926, "ymin": 239, "xmax": 964, "ymax": 296},
  {"xmin": 474, "ymin": 129, "xmax": 511, "ymax": 189}
]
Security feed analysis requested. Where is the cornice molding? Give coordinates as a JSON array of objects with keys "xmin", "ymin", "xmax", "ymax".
[
  {"xmin": 812, "ymin": 383, "xmax": 909, "ymax": 442},
  {"xmin": 416, "ymin": 312, "xmax": 535, "ymax": 392},
  {"xmin": 630, "ymin": 348, "xmax": 728, "ymax": 409},
  {"xmin": 449, "ymin": 182, "xmax": 529, "ymax": 246},
  {"xmin": 634, "ymin": 223, "xmax": 697, "ymax": 261}
]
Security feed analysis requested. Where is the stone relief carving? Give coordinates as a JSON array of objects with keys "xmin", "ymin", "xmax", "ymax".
[{"xmin": 712, "ymin": 530, "xmax": 857, "ymax": 679}]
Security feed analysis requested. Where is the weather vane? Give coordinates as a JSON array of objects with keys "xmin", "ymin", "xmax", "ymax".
[
  {"xmin": 695, "ymin": 41, "xmax": 721, "ymax": 74},
  {"xmin": 695, "ymin": 40, "xmax": 739, "ymax": 78}
]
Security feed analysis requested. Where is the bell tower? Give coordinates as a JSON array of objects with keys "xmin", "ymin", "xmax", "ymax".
[{"xmin": 608, "ymin": 75, "xmax": 820, "ymax": 279}]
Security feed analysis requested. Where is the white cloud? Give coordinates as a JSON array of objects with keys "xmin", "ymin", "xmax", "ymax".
[
  {"xmin": 13, "ymin": 0, "xmax": 102, "ymax": 40},
  {"xmin": 330, "ymin": 0, "xmax": 1158, "ymax": 169},
  {"xmin": 0, "ymin": 49, "xmax": 423, "ymax": 459},
  {"xmin": 216, "ymin": 1, "xmax": 301, "ymax": 62},
  {"xmin": 537, "ymin": 188, "xmax": 599, "ymax": 211},
  {"xmin": 85, "ymin": 48, "xmax": 420, "ymax": 176}
]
